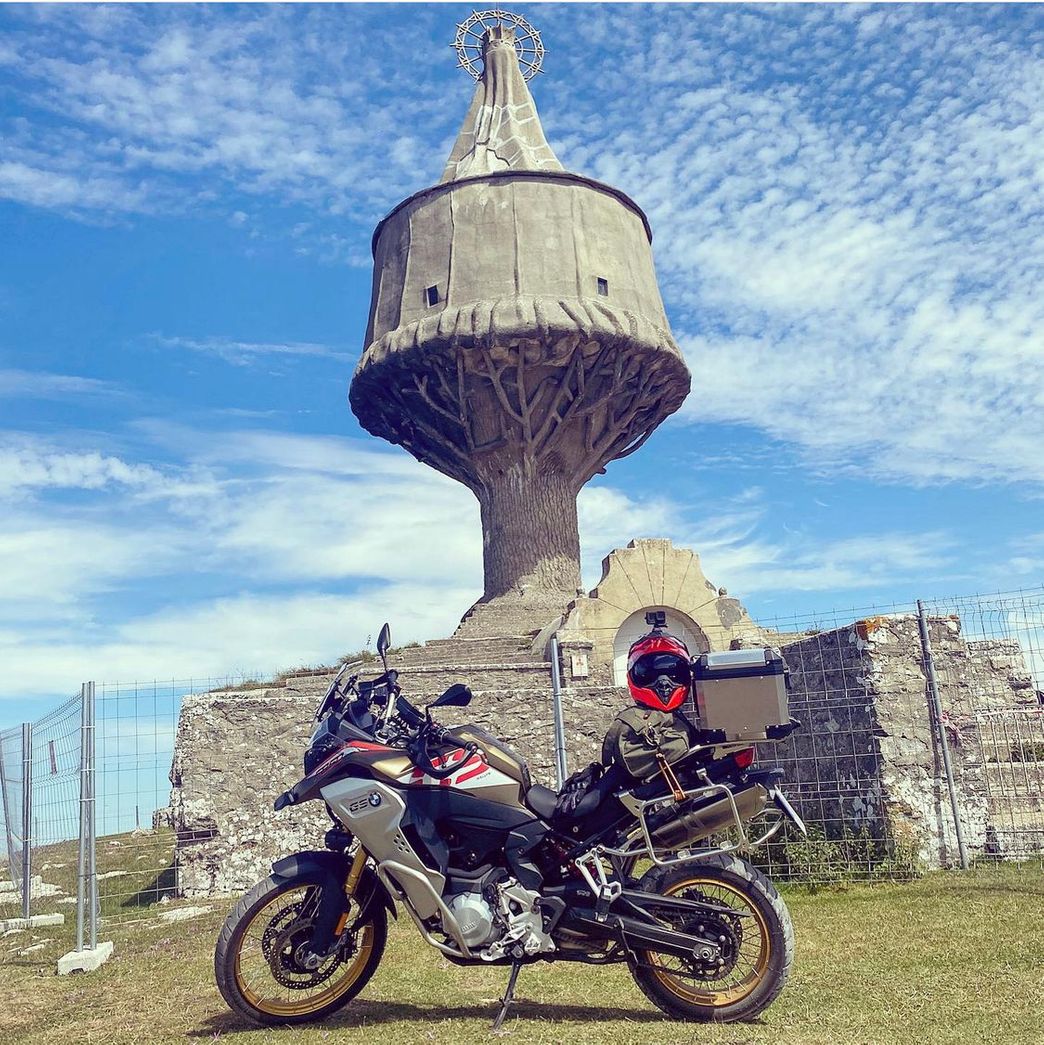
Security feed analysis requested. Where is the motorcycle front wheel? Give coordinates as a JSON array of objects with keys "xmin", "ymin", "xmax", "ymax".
[
  {"xmin": 630, "ymin": 853, "xmax": 793, "ymax": 1023},
  {"xmin": 214, "ymin": 867, "xmax": 387, "ymax": 1026}
]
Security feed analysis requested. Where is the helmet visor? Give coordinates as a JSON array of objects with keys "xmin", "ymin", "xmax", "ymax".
[{"xmin": 631, "ymin": 652, "xmax": 691, "ymax": 689}]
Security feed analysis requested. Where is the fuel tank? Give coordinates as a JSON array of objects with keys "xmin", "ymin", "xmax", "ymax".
[
  {"xmin": 394, "ymin": 734, "xmax": 528, "ymax": 809},
  {"xmin": 448, "ymin": 725, "xmax": 532, "ymax": 789},
  {"xmin": 314, "ymin": 730, "xmax": 533, "ymax": 812}
]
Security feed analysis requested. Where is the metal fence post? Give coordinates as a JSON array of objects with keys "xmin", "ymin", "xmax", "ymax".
[
  {"xmin": 75, "ymin": 683, "xmax": 89, "ymax": 952},
  {"xmin": 86, "ymin": 682, "xmax": 98, "ymax": 949},
  {"xmin": 917, "ymin": 600, "xmax": 970, "ymax": 869},
  {"xmin": 20, "ymin": 722, "xmax": 32, "ymax": 922},
  {"xmin": 549, "ymin": 635, "xmax": 568, "ymax": 788}
]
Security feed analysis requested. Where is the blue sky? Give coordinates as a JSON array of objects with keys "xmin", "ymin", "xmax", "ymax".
[{"xmin": 1, "ymin": 3, "xmax": 1042, "ymax": 724}]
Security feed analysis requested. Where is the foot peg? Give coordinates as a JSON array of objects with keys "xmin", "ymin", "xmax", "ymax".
[{"xmin": 574, "ymin": 850, "xmax": 622, "ymax": 923}]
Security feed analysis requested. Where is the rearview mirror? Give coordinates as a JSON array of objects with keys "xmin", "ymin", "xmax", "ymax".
[
  {"xmin": 376, "ymin": 623, "xmax": 391, "ymax": 658},
  {"xmin": 432, "ymin": 683, "xmax": 472, "ymax": 709}
]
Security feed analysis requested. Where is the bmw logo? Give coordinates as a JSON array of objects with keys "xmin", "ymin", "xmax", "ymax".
[{"xmin": 367, "ymin": 792, "xmax": 382, "ymax": 808}]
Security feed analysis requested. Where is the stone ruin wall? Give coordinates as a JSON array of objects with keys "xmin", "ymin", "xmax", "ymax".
[
  {"xmin": 765, "ymin": 615, "xmax": 1041, "ymax": 866},
  {"xmin": 166, "ymin": 672, "xmax": 561, "ymax": 897},
  {"xmin": 162, "ymin": 614, "xmax": 1040, "ymax": 896},
  {"xmin": 166, "ymin": 666, "xmax": 643, "ymax": 897}
]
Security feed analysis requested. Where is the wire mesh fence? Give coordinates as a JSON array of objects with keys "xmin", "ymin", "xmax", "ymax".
[
  {"xmin": 750, "ymin": 587, "xmax": 1044, "ymax": 882},
  {"xmin": 91, "ymin": 675, "xmax": 266, "ymax": 924},
  {"xmin": 2, "ymin": 587, "xmax": 1043, "ymax": 967},
  {"xmin": 1, "ymin": 674, "xmax": 267, "ymax": 950},
  {"xmin": 0, "ymin": 724, "xmax": 24, "ymax": 894},
  {"xmin": 0, "ymin": 701, "xmax": 84, "ymax": 925},
  {"xmin": 917, "ymin": 590, "xmax": 1044, "ymax": 861},
  {"xmin": 748, "ymin": 608, "xmax": 939, "ymax": 883}
]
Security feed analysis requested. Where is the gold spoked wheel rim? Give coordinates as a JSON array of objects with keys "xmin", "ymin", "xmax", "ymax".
[
  {"xmin": 643, "ymin": 877, "xmax": 771, "ymax": 1008},
  {"xmin": 233, "ymin": 885, "xmax": 374, "ymax": 1018}
]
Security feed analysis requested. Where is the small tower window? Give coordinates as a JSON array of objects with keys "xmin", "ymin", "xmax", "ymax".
[
  {"xmin": 425, "ymin": 285, "xmax": 440, "ymax": 307},
  {"xmin": 596, "ymin": 277, "xmax": 609, "ymax": 297}
]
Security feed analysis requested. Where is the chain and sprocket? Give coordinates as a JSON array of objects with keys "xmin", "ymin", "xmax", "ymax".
[{"xmin": 649, "ymin": 888, "xmax": 744, "ymax": 981}]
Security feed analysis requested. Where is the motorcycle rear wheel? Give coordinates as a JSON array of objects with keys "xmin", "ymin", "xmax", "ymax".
[
  {"xmin": 630, "ymin": 854, "xmax": 793, "ymax": 1023},
  {"xmin": 215, "ymin": 869, "xmax": 386, "ymax": 1026}
]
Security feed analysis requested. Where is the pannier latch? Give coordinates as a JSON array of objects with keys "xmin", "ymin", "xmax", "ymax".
[{"xmin": 574, "ymin": 850, "xmax": 621, "ymax": 923}]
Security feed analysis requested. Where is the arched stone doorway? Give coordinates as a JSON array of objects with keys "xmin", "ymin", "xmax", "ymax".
[
  {"xmin": 611, "ymin": 606, "xmax": 710, "ymax": 686},
  {"xmin": 553, "ymin": 539, "xmax": 761, "ymax": 686}
]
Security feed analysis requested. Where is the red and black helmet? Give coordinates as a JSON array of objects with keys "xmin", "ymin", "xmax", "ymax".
[{"xmin": 627, "ymin": 626, "xmax": 692, "ymax": 713}]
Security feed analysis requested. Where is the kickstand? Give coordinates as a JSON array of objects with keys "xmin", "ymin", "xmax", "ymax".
[{"xmin": 491, "ymin": 961, "xmax": 522, "ymax": 1032}]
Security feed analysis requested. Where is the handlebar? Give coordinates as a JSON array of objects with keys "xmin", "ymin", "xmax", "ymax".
[
  {"xmin": 409, "ymin": 726, "xmax": 478, "ymax": 780},
  {"xmin": 318, "ymin": 665, "xmax": 473, "ymax": 776}
]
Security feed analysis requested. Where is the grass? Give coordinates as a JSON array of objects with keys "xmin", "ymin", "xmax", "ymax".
[
  {"xmin": 0, "ymin": 829, "xmax": 177, "ymax": 928},
  {"xmin": 1, "ymin": 854, "xmax": 1042, "ymax": 1044}
]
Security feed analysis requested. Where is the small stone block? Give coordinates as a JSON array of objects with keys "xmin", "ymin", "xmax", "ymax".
[
  {"xmin": 0, "ymin": 913, "xmax": 65, "ymax": 931},
  {"xmin": 57, "ymin": 940, "xmax": 114, "ymax": 975}
]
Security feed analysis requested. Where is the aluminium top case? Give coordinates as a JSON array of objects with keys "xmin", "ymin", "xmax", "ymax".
[{"xmin": 692, "ymin": 647, "xmax": 795, "ymax": 744}]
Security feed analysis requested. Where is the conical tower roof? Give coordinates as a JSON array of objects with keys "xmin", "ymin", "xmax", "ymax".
[{"xmin": 441, "ymin": 23, "xmax": 563, "ymax": 183}]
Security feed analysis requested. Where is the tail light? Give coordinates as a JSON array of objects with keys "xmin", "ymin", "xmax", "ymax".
[{"xmin": 733, "ymin": 747, "xmax": 756, "ymax": 770}]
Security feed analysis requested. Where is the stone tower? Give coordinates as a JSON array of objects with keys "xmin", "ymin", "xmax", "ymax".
[{"xmin": 350, "ymin": 12, "xmax": 690, "ymax": 633}]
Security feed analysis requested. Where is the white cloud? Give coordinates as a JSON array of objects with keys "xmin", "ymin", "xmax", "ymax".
[
  {"xmin": 0, "ymin": 516, "xmax": 186, "ymax": 619},
  {"xmin": 579, "ymin": 482, "xmax": 956, "ymax": 598},
  {"xmin": 0, "ymin": 427, "xmax": 965, "ymax": 699},
  {"xmin": 0, "ymin": 6, "xmax": 450, "ymax": 220},
  {"xmin": 0, "ymin": 442, "xmax": 162, "ymax": 495},
  {"xmin": 152, "ymin": 333, "xmax": 353, "ymax": 366},
  {"xmin": 0, "ymin": 159, "xmax": 153, "ymax": 214},
  {"xmin": 0, "ymin": 431, "xmax": 483, "ymax": 693},
  {"xmin": 0, "ymin": 369, "xmax": 118, "ymax": 399},
  {"xmin": 540, "ymin": 6, "xmax": 1044, "ymax": 489},
  {"xmin": 0, "ymin": 586, "xmax": 478, "ymax": 697}
]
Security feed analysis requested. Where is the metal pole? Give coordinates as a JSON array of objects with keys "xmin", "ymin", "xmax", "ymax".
[
  {"xmin": 0, "ymin": 737, "xmax": 17, "ymax": 885},
  {"xmin": 549, "ymin": 635, "xmax": 568, "ymax": 788},
  {"xmin": 75, "ymin": 684, "xmax": 89, "ymax": 952},
  {"xmin": 917, "ymin": 600, "xmax": 970, "ymax": 869},
  {"xmin": 87, "ymin": 682, "xmax": 98, "ymax": 949},
  {"xmin": 21, "ymin": 722, "xmax": 32, "ymax": 923}
]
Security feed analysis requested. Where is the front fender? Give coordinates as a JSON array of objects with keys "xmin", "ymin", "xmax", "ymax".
[{"xmin": 271, "ymin": 850, "xmax": 397, "ymax": 921}]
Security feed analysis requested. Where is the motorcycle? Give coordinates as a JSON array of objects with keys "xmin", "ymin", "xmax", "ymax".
[{"xmin": 215, "ymin": 623, "xmax": 805, "ymax": 1029}]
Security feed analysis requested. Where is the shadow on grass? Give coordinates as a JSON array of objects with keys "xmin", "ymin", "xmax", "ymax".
[
  {"xmin": 120, "ymin": 863, "xmax": 178, "ymax": 908},
  {"xmin": 191, "ymin": 996, "xmax": 669, "ymax": 1036}
]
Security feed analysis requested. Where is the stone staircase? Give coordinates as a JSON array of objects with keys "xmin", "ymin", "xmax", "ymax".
[
  {"xmin": 453, "ymin": 595, "xmax": 566, "ymax": 641},
  {"xmin": 280, "ymin": 632, "xmax": 554, "ymax": 702}
]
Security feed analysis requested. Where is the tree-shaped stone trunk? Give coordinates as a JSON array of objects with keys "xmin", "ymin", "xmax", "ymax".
[{"xmin": 350, "ymin": 21, "xmax": 690, "ymax": 633}]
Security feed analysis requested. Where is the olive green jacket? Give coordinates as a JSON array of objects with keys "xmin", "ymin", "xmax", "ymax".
[{"xmin": 601, "ymin": 705, "xmax": 694, "ymax": 781}]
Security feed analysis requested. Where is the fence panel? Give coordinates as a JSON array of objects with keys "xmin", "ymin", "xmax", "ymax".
[
  {"xmin": 918, "ymin": 590, "xmax": 1044, "ymax": 861},
  {"xmin": 0, "ymin": 724, "xmax": 24, "ymax": 897},
  {"xmin": 25, "ymin": 696, "xmax": 83, "ymax": 920},
  {"xmin": 748, "ymin": 604, "xmax": 933, "ymax": 882},
  {"xmin": 92, "ymin": 674, "xmax": 267, "ymax": 927}
]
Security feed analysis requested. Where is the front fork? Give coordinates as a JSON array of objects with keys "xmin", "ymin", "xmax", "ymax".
[
  {"xmin": 332, "ymin": 847, "xmax": 368, "ymax": 938},
  {"xmin": 274, "ymin": 846, "xmax": 375, "ymax": 969}
]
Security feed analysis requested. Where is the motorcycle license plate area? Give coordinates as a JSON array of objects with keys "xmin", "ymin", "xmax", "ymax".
[{"xmin": 693, "ymin": 648, "xmax": 791, "ymax": 743}]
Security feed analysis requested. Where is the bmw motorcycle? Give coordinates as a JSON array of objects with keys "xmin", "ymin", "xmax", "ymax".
[{"xmin": 215, "ymin": 624, "xmax": 805, "ymax": 1029}]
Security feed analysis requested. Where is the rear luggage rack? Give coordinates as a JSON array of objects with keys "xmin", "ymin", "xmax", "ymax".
[{"xmin": 604, "ymin": 780, "xmax": 789, "ymax": 867}]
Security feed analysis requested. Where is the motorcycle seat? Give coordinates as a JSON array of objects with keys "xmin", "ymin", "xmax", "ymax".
[{"xmin": 524, "ymin": 783, "xmax": 559, "ymax": 820}]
